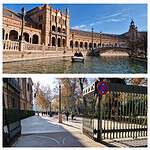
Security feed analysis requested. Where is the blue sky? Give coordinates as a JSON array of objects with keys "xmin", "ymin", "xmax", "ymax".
[{"xmin": 4, "ymin": 4, "xmax": 147, "ymax": 34}]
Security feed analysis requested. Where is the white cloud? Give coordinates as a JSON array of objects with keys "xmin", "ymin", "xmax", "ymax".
[
  {"xmin": 72, "ymin": 24, "xmax": 91, "ymax": 31},
  {"xmin": 72, "ymin": 8, "xmax": 130, "ymax": 31},
  {"xmin": 106, "ymin": 18, "xmax": 127, "ymax": 22}
]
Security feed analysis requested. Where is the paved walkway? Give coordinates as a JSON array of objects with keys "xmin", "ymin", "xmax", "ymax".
[
  {"xmin": 12, "ymin": 115, "xmax": 105, "ymax": 147},
  {"xmin": 12, "ymin": 115, "xmax": 147, "ymax": 147}
]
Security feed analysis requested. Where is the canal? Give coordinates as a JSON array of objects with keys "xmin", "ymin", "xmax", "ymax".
[{"xmin": 3, "ymin": 56, "xmax": 147, "ymax": 73}]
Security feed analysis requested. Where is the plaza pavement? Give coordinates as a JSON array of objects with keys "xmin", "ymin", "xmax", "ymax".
[
  {"xmin": 12, "ymin": 115, "xmax": 106, "ymax": 147},
  {"xmin": 12, "ymin": 115, "xmax": 147, "ymax": 147}
]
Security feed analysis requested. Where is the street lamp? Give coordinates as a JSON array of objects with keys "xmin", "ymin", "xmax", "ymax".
[
  {"xmin": 19, "ymin": 7, "xmax": 25, "ymax": 51},
  {"xmin": 72, "ymin": 33, "xmax": 74, "ymax": 52},
  {"xmin": 91, "ymin": 28, "xmax": 94, "ymax": 51},
  {"xmin": 58, "ymin": 83, "xmax": 62, "ymax": 123},
  {"xmin": 99, "ymin": 32, "xmax": 102, "ymax": 47},
  {"xmin": 49, "ymin": 101, "xmax": 52, "ymax": 116}
]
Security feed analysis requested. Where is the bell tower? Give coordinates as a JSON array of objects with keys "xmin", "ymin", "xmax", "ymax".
[{"xmin": 128, "ymin": 19, "xmax": 138, "ymax": 41}]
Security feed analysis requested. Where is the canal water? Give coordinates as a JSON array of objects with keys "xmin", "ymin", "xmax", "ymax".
[{"xmin": 3, "ymin": 56, "xmax": 147, "ymax": 74}]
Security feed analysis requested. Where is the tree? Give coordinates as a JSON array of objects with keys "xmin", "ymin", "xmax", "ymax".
[
  {"xmin": 34, "ymin": 82, "xmax": 53, "ymax": 112},
  {"xmin": 57, "ymin": 78, "xmax": 83, "ymax": 115}
]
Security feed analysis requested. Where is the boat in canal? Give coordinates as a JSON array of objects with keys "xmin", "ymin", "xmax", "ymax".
[{"xmin": 71, "ymin": 56, "xmax": 84, "ymax": 63}]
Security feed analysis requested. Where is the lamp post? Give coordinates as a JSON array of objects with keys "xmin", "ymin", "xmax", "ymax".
[
  {"xmin": 99, "ymin": 32, "xmax": 102, "ymax": 47},
  {"xmin": 49, "ymin": 101, "xmax": 51, "ymax": 116},
  {"xmin": 58, "ymin": 83, "xmax": 62, "ymax": 123},
  {"xmin": 72, "ymin": 33, "xmax": 74, "ymax": 52},
  {"xmin": 97, "ymin": 95, "xmax": 102, "ymax": 142},
  {"xmin": 19, "ymin": 7, "xmax": 25, "ymax": 51},
  {"xmin": 91, "ymin": 28, "xmax": 94, "ymax": 51}
]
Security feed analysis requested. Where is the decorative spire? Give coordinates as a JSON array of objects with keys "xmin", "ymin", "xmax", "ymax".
[{"xmin": 130, "ymin": 19, "xmax": 134, "ymax": 26}]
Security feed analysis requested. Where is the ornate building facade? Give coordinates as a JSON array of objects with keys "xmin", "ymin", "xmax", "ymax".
[{"xmin": 3, "ymin": 4, "xmax": 146, "ymax": 54}]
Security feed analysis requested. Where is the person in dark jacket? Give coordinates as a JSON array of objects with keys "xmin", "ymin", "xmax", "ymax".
[
  {"xmin": 74, "ymin": 51, "xmax": 79, "ymax": 57},
  {"xmin": 78, "ymin": 51, "xmax": 83, "ymax": 57},
  {"xmin": 65, "ymin": 111, "xmax": 70, "ymax": 121}
]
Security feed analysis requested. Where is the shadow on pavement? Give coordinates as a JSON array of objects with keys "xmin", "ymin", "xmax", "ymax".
[{"xmin": 12, "ymin": 116, "xmax": 86, "ymax": 147}]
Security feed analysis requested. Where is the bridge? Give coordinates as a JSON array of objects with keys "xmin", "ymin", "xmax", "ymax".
[
  {"xmin": 86, "ymin": 46, "xmax": 130, "ymax": 56},
  {"xmin": 82, "ymin": 81, "xmax": 147, "ymax": 142}
]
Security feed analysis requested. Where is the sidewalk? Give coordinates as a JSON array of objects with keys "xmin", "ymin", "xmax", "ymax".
[{"xmin": 12, "ymin": 115, "xmax": 106, "ymax": 147}]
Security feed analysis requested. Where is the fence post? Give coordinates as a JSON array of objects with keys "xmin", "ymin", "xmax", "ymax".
[{"xmin": 97, "ymin": 95, "xmax": 102, "ymax": 142}]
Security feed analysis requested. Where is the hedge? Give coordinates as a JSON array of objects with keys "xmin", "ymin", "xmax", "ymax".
[{"xmin": 3, "ymin": 109, "xmax": 35, "ymax": 125}]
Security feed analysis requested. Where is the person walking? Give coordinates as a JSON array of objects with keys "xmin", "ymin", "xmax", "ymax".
[
  {"xmin": 71, "ymin": 112, "xmax": 75, "ymax": 120},
  {"xmin": 65, "ymin": 111, "xmax": 69, "ymax": 121}
]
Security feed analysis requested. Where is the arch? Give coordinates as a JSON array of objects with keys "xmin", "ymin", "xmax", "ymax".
[
  {"xmin": 52, "ymin": 37, "xmax": 56, "ymax": 46},
  {"xmin": 80, "ymin": 42, "xmax": 83, "ymax": 48},
  {"xmin": 115, "ymin": 43, "xmax": 118, "ymax": 47},
  {"xmin": 57, "ymin": 38, "xmax": 61, "ymax": 47},
  {"xmin": 3, "ymin": 29, "xmax": 5, "ymax": 40},
  {"xmin": 84, "ymin": 42, "xmax": 88, "ymax": 49},
  {"xmin": 70, "ymin": 40, "xmax": 73, "ymax": 48},
  {"xmin": 32, "ymin": 34, "xmax": 39, "ymax": 44},
  {"xmin": 89, "ymin": 43, "xmax": 92, "ymax": 48},
  {"xmin": 52, "ymin": 25, "xmax": 56, "ymax": 32},
  {"xmin": 94, "ymin": 43, "xmax": 96, "ymax": 48},
  {"xmin": 75, "ymin": 41, "xmax": 78, "ymax": 47},
  {"xmin": 63, "ymin": 39, "xmax": 66, "ymax": 47},
  {"xmin": 58, "ymin": 27, "xmax": 61, "ymax": 33},
  {"xmin": 62, "ymin": 28, "xmax": 66, "ymax": 33},
  {"xmin": 23, "ymin": 32, "xmax": 29, "ymax": 42},
  {"xmin": 9, "ymin": 30, "xmax": 18, "ymax": 41}
]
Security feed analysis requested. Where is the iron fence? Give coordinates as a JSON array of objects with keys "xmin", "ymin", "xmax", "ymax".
[{"xmin": 83, "ymin": 83, "xmax": 147, "ymax": 141}]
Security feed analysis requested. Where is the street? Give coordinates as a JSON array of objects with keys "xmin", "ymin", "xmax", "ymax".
[{"xmin": 12, "ymin": 115, "xmax": 106, "ymax": 147}]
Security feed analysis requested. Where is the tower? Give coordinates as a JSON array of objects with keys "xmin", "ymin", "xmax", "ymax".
[{"xmin": 128, "ymin": 19, "xmax": 138, "ymax": 41}]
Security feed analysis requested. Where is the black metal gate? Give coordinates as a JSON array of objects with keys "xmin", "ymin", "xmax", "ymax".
[{"xmin": 83, "ymin": 82, "xmax": 147, "ymax": 141}]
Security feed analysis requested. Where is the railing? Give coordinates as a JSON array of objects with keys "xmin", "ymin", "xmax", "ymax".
[
  {"xmin": 83, "ymin": 83, "xmax": 147, "ymax": 141},
  {"xmin": 3, "ymin": 40, "xmax": 19, "ymax": 51},
  {"xmin": 3, "ymin": 40, "xmax": 69, "ymax": 52}
]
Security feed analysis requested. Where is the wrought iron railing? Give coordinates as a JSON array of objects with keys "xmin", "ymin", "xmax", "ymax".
[{"xmin": 83, "ymin": 83, "xmax": 147, "ymax": 141}]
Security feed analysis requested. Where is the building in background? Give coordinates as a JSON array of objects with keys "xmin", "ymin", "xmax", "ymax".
[
  {"xmin": 3, "ymin": 78, "xmax": 20, "ymax": 109},
  {"xmin": 19, "ymin": 78, "xmax": 33, "ymax": 110},
  {"xmin": 3, "ymin": 78, "xmax": 33, "ymax": 110}
]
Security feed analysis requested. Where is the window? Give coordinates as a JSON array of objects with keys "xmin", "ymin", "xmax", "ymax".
[
  {"xmin": 27, "ymin": 83, "xmax": 30, "ymax": 91},
  {"xmin": 39, "ymin": 15, "xmax": 43, "ymax": 22},
  {"xmin": 52, "ymin": 25, "xmax": 56, "ymax": 32},
  {"xmin": 12, "ymin": 98, "xmax": 15, "ymax": 108}
]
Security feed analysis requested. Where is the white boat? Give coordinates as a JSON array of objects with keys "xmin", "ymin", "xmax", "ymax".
[{"xmin": 71, "ymin": 56, "xmax": 84, "ymax": 62}]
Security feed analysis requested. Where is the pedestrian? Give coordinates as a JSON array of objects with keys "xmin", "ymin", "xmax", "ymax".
[
  {"xmin": 65, "ymin": 111, "xmax": 69, "ymax": 121},
  {"xmin": 74, "ymin": 51, "xmax": 79, "ymax": 57},
  {"xmin": 78, "ymin": 51, "xmax": 83, "ymax": 57},
  {"xmin": 71, "ymin": 112, "xmax": 75, "ymax": 120}
]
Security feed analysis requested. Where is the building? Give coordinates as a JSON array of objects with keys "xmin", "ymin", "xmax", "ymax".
[
  {"xmin": 3, "ymin": 78, "xmax": 20, "ymax": 109},
  {"xmin": 3, "ymin": 78, "xmax": 33, "ymax": 110},
  {"xmin": 19, "ymin": 78, "xmax": 33, "ymax": 110},
  {"xmin": 2, "ymin": 4, "xmax": 147, "ymax": 56}
]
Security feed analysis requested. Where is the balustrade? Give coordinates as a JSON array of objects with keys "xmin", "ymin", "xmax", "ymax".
[
  {"xmin": 3, "ymin": 40, "xmax": 19, "ymax": 51},
  {"xmin": 3, "ymin": 40, "xmax": 68, "ymax": 52}
]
